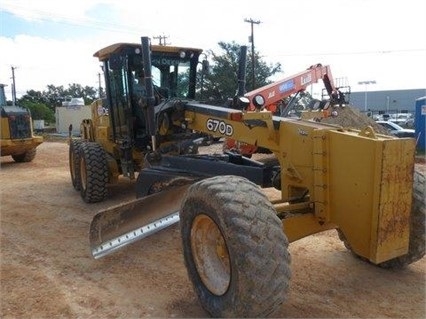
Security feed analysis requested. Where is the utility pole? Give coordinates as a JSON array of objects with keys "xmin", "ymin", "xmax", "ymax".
[
  {"xmin": 244, "ymin": 18, "xmax": 261, "ymax": 90},
  {"xmin": 11, "ymin": 66, "xmax": 17, "ymax": 106},
  {"xmin": 153, "ymin": 35, "xmax": 170, "ymax": 46}
]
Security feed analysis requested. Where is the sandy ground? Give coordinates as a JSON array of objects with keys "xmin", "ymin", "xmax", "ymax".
[{"xmin": 1, "ymin": 140, "xmax": 425, "ymax": 318}]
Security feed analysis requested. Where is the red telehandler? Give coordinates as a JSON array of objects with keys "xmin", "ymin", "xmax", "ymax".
[{"xmin": 223, "ymin": 63, "xmax": 349, "ymax": 156}]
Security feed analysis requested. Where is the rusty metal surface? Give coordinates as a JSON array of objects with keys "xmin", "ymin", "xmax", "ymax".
[{"xmin": 90, "ymin": 184, "xmax": 191, "ymax": 257}]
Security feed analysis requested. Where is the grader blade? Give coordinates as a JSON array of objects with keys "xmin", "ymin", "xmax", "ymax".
[{"xmin": 90, "ymin": 184, "xmax": 191, "ymax": 259}]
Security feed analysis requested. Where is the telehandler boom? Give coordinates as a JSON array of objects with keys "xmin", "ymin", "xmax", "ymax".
[
  {"xmin": 223, "ymin": 63, "xmax": 350, "ymax": 156},
  {"xmin": 72, "ymin": 37, "xmax": 424, "ymax": 318}
]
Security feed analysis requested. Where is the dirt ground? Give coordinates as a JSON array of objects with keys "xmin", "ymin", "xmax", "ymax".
[{"xmin": 1, "ymin": 140, "xmax": 425, "ymax": 319}]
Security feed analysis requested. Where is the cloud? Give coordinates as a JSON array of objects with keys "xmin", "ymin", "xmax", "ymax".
[
  {"xmin": 0, "ymin": 35, "xmax": 100, "ymax": 95},
  {"xmin": 1, "ymin": 0, "xmax": 425, "ymax": 100},
  {"xmin": 1, "ymin": 0, "xmax": 103, "ymax": 22}
]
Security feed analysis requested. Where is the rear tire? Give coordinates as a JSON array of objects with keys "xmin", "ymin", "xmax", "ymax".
[
  {"xmin": 180, "ymin": 175, "xmax": 291, "ymax": 317},
  {"xmin": 12, "ymin": 148, "xmax": 36, "ymax": 162},
  {"xmin": 69, "ymin": 139, "xmax": 82, "ymax": 191},
  {"xmin": 79, "ymin": 142, "xmax": 108, "ymax": 203},
  {"xmin": 338, "ymin": 168, "xmax": 425, "ymax": 268}
]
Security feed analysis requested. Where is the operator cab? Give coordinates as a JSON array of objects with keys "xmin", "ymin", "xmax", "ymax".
[{"xmin": 94, "ymin": 42, "xmax": 203, "ymax": 149}]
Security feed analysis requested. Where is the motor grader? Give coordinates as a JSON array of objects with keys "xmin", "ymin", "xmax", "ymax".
[
  {"xmin": 0, "ymin": 84, "xmax": 43, "ymax": 162},
  {"xmin": 71, "ymin": 37, "xmax": 424, "ymax": 318}
]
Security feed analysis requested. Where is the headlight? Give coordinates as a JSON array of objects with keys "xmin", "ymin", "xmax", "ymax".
[
  {"xmin": 252, "ymin": 95, "xmax": 265, "ymax": 110},
  {"xmin": 232, "ymin": 96, "xmax": 250, "ymax": 110}
]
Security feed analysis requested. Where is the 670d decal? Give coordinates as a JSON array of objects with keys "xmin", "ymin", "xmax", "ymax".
[{"xmin": 206, "ymin": 118, "xmax": 234, "ymax": 136}]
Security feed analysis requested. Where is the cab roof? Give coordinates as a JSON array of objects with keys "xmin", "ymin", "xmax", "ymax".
[{"xmin": 94, "ymin": 42, "xmax": 203, "ymax": 61}]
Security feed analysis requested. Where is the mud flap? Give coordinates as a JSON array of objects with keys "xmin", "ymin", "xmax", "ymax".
[{"xmin": 89, "ymin": 184, "xmax": 191, "ymax": 259}]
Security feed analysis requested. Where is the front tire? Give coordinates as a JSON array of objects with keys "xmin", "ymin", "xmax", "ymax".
[
  {"xmin": 180, "ymin": 175, "xmax": 291, "ymax": 318},
  {"xmin": 79, "ymin": 142, "xmax": 108, "ymax": 203},
  {"xmin": 12, "ymin": 148, "xmax": 36, "ymax": 162}
]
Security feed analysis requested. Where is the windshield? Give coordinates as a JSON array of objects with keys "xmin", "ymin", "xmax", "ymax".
[
  {"xmin": 129, "ymin": 52, "xmax": 193, "ymax": 100},
  {"xmin": 151, "ymin": 62, "xmax": 191, "ymax": 99}
]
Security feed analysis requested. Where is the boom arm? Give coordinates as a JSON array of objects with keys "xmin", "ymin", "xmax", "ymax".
[
  {"xmin": 225, "ymin": 64, "xmax": 344, "ymax": 155},
  {"xmin": 244, "ymin": 64, "xmax": 340, "ymax": 112}
]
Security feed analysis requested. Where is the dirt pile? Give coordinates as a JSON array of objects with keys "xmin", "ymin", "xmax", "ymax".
[{"xmin": 321, "ymin": 105, "xmax": 389, "ymax": 135}]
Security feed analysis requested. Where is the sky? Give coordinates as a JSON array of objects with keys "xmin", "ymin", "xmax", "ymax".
[{"xmin": 1, "ymin": 0, "xmax": 426, "ymax": 101}]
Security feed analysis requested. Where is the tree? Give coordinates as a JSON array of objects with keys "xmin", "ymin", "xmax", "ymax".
[
  {"xmin": 20, "ymin": 100, "xmax": 55, "ymax": 124},
  {"xmin": 18, "ymin": 83, "xmax": 99, "ymax": 112},
  {"xmin": 14, "ymin": 83, "xmax": 100, "ymax": 125},
  {"xmin": 199, "ymin": 41, "xmax": 282, "ymax": 105},
  {"xmin": 19, "ymin": 89, "xmax": 49, "ymax": 105},
  {"xmin": 66, "ymin": 83, "xmax": 98, "ymax": 104},
  {"xmin": 44, "ymin": 84, "xmax": 66, "ymax": 107}
]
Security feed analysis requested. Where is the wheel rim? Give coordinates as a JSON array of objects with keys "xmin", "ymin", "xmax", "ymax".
[{"xmin": 191, "ymin": 214, "xmax": 230, "ymax": 296}]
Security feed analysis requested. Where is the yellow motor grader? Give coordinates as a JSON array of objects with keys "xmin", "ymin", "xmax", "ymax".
[
  {"xmin": 0, "ymin": 84, "xmax": 43, "ymax": 162},
  {"xmin": 71, "ymin": 37, "xmax": 424, "ymax": 318}
]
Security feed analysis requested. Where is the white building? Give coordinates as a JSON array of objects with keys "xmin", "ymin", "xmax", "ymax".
[{"xmin": 55, "ymin": 99, "xmax": 91, "ymax": 135}]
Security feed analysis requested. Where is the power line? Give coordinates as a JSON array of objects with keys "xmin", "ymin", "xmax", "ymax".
[{"xmin": 269, "ymin": 48, "xmax": 426, "ymax": 57}]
